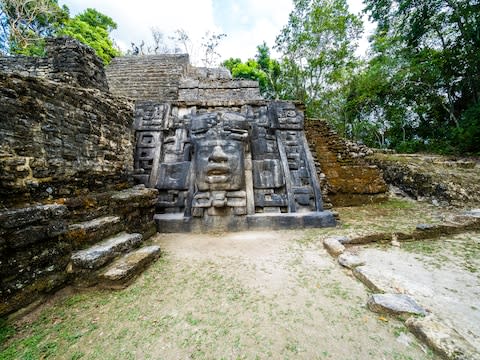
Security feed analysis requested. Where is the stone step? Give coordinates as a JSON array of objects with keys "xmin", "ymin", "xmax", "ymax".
[
  {"xmin": 71, "ymin": 232, "xmax": 143, "ymax": 270},
  {"xmin": 66, "ymin": 215, "xmax": 124, "ymax": 247},
  {"xmin": 99, "ymin": 245, "xmax": 161, "ymax": 288}
]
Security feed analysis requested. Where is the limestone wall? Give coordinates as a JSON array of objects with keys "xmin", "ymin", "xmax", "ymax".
[
  {"xmin": 305, "ymin": 119, "xmax": 388, "ymax": 206},
  {"xmin": 0, "ymin": 73, "xmax": 134, "ymax": 207},
  {"xmin": 0, "ymin": 38, "xmax": 158, "ymax": 316},
  {"xmin": 0, "ymin": 37, "xmax": 109, "ymax": 91},
  {"xmin": 106, "ymin": 55, "xmax": 190, "ymax": 101},
  {"xmin": 106, "ymin": 55, "xmax": 263, "ymax": 102}
]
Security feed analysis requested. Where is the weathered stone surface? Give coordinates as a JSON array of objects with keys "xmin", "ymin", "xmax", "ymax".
[
  {"xmin": 0, "ymin": 37, "xmax": 108, "ymax": 91},
  {"xmin": 100, "ymin": 245, "xmax": 161, "ymax": 288},
  {"xmin": 155, "ymin": 211, "xmax": 336, "ymax": 233},
  {"xmin": 66, "ymin": 216, "xmax": 123, "ymax": 247},
  {"xmin": 0, "ymin": 42, "xmax": 159, "ymax": 317},
  {"xmin": 0, "ymin": 72, "xmax": 134, "ymax": 207},
  {"xmin": 338, "ymin": 253, "xmax": 365, "ymax": 269},
  {"xmin": 106, "ymin": 54, "xmax": 189, "ymax": 101},
  {"xmin": 305, "ymin": 119, "xmax": 388, "ymax": 207},
  {"xmin": 132, "ymin": 99, "xmax": 335, "ymax": 231},
  {"xmin": 353, "ymin": 266, "xmax": 391, "ymax": 293},
  {"xmin": 464, "ymin": 209, "xmax": 480, "ymax": 218},
  {"xmin": 110, "ymin": 184, "xmax": 159, "ymax": 206},
  {"xmin": 0, "ymin": 204, "xmax": 68, "ymax": 229},
  {"xmin": 369, "ymin": 153, "xmax": 480, "ymax": 207},
  {"xmin": 406, "ymin": 315, "xmax": 480, "ymax": 360},
  {"xmin": 71, "ymin": 232, "xmax": 143, "ymax": 270},
  {"xmin": 323, "ymin": 237, "xmax": 345, "ymax": 257},
  {"xmin": 367, "ymin": 293, "xmax": 427, "ymax": 316}
]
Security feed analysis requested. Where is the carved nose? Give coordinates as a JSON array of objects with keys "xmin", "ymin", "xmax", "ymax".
[{"xmin": 209, "ymin": 145, "xmax": 228, "ymax": 162}]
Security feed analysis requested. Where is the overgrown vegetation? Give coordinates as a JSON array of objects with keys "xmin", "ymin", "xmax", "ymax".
[
  {"xmin": 0, "ymin": 1, "xmax": 119, "ymax": 63},
  {"xmin": 225, "ymin": 0, "xmax": 480, "ymax": 155},
  {"xmin": 1, "ymin": 0, "xmax": 479, "ymax": 153}
]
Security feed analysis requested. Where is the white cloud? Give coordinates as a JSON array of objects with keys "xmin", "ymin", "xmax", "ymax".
[
  {"xmin": 60, "ymin": 0, "xmax": 217, "ymax": 57},
  {"xmin": 59, "ymin": 0, "xmax": 373, "ymax": 63}
]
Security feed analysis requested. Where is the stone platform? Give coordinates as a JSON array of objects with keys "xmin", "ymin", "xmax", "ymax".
[{"xmin": 155, "ymin": 211, "xmax": 336, "ymax": 233}]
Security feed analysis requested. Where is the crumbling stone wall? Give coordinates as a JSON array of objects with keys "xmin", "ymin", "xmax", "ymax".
[
  {"xmin": 0, "ymin": 37, "xmax": 109, "ymax": 91},
  {"xmin": 0, "ymin": 38, "xmax": 158, "ymax": 316},
  {"xmin": 105, "ymin": 55, "xmax": 262, "ymax": 102},
  {"xmin": 305, "ymin": 119, "xmax": 388, "ymax": 206},
  {"xmin": 0, "ymin": 73, "xmax": 134, "ymax": 207}
]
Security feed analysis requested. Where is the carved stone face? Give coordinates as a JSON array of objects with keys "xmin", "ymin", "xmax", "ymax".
[{"xmin": 194, "ymin": 138, "xmax": 245, "ymax": 191}]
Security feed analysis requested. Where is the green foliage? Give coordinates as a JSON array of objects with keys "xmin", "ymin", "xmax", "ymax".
[
  {"xmin": 59, "ymin": 8, "xmax": 119, "ymax": 64},
  {"xmin": 222, "ymin": 43, "xmax": 281, "ymax": 99},
  {"xmin": 0, "ymin": 318, "xmax": 15, "ymax": 344},
  {"xmin": 0, "ymin": 0, "xmax": 69, "ymax": 55},
  {"xmin": 350, "ymin": 0, "xmax": 480, "ymax": 153},
  {"xmin": 274, "ymin": 0, "xmax": 363, "ymax": 127},
  {"xmin": 0, "ymin": 3, "xmax": 119, "ymax": 64}
]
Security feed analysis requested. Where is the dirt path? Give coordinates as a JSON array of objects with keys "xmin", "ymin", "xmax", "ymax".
[{"xmin": 2, "ymin": 229, "xmax": 439, "ymax": 359}]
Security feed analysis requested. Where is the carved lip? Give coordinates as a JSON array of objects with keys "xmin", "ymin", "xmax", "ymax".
[
  {"xmin": 206, "ymin": 164, "xmax": 230, "ymax": 183},
  {"xmin": 206, "ymin": 164, "xmax": 230, "ymax": 176}
]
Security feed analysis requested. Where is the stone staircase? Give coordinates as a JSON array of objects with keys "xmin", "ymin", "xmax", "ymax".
[
  {"xmin": 63, "ymin": 185, "xmax": 161, "ymax": 289},
  {"xmin": 67, "ymin": 217, "xmax": 160, "ymax": 289},
  {"xmin": 106, "ymin": 55, "xmax": 189, "ymax": 101}
]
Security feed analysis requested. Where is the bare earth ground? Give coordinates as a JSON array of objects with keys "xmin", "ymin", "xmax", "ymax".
[{"xmin": 2, "ymin": 197, "xmax": 479, "ymax": 359}]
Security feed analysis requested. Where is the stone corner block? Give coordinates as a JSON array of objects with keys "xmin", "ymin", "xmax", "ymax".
[
  {"xmin": 406, "ymin": 315, "xmax": 480, "ymax": 360},
  {"xmin": 323, "ymin": 237, "xmax": 345, "ymax": 257}
]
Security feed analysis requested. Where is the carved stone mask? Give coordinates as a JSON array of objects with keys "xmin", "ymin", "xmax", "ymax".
[{"xmin": 193, "ymin": 138, "xmax": 245, "ymax": 191}]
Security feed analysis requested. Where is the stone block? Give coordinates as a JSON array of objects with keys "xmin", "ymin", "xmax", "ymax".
[
  {"xmin": 338, "ymin": 253, "xmax": 365, "ymax": 269},
  {"xmin": 100, "ymin": 245, "xmax": 161, "ymax": 288},
  {"xmin": 156, "ymin": 162, "xmax": 191, "ymax": 190},
  {"xmin": 0, "ymin": 204, "xmax": 68, "ymax": 229},
  {"xmin": 253, "ymin": 159, "xmax": 285, "ymax": 189},
  {"xmin": 367, "ymin": 293, "xmax": 427, "ymax": 316},
  {"xmin": 66, "ymin": 216, "xmax": 124, "ymax": 247},
  {"xmin": 71, "ymin": 232, "xmax": 143, "ymax": 270},
  {"xmin": 323, "ymin": 237, "xmax": 345, "ymax": 257},
  {"xmin": 406, "ymin": 315, "xmax": 480, "ymax": 360}
]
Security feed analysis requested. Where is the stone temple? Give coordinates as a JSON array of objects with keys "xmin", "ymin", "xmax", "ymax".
[
  {"xmin": 106, "ymin": 56, "xmax": 336, "ymax": 231},
  {"xmin": 1, "ymin": 38, "xmax": 388, "ymax": 315}
]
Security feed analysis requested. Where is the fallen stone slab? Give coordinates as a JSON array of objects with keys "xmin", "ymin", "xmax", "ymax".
[
  {"xmin": 338, "ymin": 253, "xmax": 365, "ymax": 269},
  {"xmin": 367, "ymin": 293, "xmax": 427, "ymax": 316},
  {"xmin": 71, "ymin": 232, "xmax": 143, "ymax": 270},
  {"xmin": 323, "ymin": 237, "xmax": 345, "ymax": 257},
  {"xmin": 406, "ymin": 315, "xmax": 480, "ymax": 360},
  {"xmin": 352, "ymin": 266, "xmax": 394, "ymax": 293},
  {"xmin": 329, "ymin": 235, "xmax": 351, "ymax": 244},
  {"xmin": 464, "ymin": 209, "xmax": 480, "ymax": 218},
  {"xmin": 100, "ymin": 245, "xmax": 161, "ymax": 288}
]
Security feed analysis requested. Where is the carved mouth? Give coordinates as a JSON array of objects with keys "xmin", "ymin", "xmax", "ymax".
[
  {"xmin": 207, "ymin": 164, "xmax": 230, "ymax": 176},
  {"xmin": 206, "ymin": 164, "xmax": 230, "ymax": 183}
]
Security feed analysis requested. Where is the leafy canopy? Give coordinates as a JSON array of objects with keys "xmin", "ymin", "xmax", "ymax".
[{"xmin": 0, "ymin": 2, "xmax": 119, "ymax": 63}]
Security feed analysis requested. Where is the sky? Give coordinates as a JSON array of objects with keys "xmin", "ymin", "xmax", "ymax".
[{"xmin": 59, "ymin": 0, "xmax": 374, "ymax": 65}]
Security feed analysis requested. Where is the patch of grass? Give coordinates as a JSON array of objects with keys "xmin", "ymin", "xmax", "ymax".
[
  {"xmin": 323, "ymin": 281, "xmax": 351, "ymax": 300},
  {"xmin": 0, "ymin": 319, "xmax": 15, "ymax": 345},
  {"xmin": 377, "ymin": 198, "xmax": 416, "ymax": 210}
]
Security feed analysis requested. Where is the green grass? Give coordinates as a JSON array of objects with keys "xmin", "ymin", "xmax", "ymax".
[{"xmin": 0, "ymin": 318, "xmax": 15, "ymax": 345}]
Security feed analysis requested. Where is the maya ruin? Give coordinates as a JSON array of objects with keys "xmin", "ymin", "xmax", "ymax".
[{"xmin": 1, "ymin": 37, "xmax": 479, "ymax": 359}]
